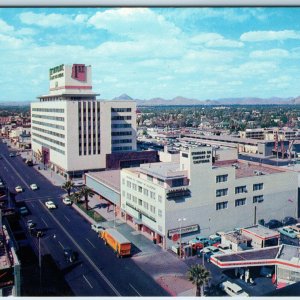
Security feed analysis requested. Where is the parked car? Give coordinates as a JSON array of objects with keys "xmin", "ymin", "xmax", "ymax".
[
  {"xmin": 195, "ymin": 236, "xmax": 210, "ymax": 247},
  {"xmin": 30, "ymin": 183, "xmax": 38, "ymax": 190},
  {"xmin": 63, "ymin": 248, "xmax": 78, "ymax": 263},
  {"xmin": 189, "ymin": 238, "xmax": 204, "ymax": 250},
  {"xmin": 265, "ymin": 219, "xmax": 283, "ymax": 229},
  {"xmin": 290, "ymin": 223, "xmax": 300, "ymax": 238},
  {"xmin": 220, "ymin": 281, "xmax": 249, "ymax": 297},
  {"xmin": 62, "ymin": 197, "xmax": 72, "ymax": 205},
  {"xmin": 73, "ymin": 180, "xmax": 85, "ymax": 187},
  {"xmin": 19, "ymin": 206, "xmax": 29, "ymax": 216},
  {"xmin": 15, "ymin": 186, "xmax": 23, "ymax": 193},
  {"xmin": 9, "ymin": 152, "xmax": 16, "ymax": 157},
  {"xmin": 282, "ymin": 216, "xmax": 298, "ymax": 226},
  {"xmin": 91, "ymin": 223, "xmax": 104, "ymax": 233},
  {"xmin": 278, "ymin": 226, "xmax": 297, "ymax": 239},
  {"xmin": 208, "ymin": 234, "xmax": 221, "ymax": 245},
  {"xmin": 45, "ymin": 201, "xmax": 56, "ymax": 209},
  {"xmin": 199, "ymin": 246, "xmax": 222, "ymax": 260}
]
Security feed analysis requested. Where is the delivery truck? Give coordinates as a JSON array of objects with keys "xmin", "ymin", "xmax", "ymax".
[{"xmin": 100, "ymin": 228, "xmax": 131, "ymax": 257}]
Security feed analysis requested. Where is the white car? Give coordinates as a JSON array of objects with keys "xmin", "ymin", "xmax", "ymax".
[
  {"xmin": 30, "ymin": 183, "xmax": 38, "ymax": 191},
  {"xmin": 45, "ymin": 201, "xmax": 56, "ymax": 209},
  {"xmin": 15, "ymin": 186, "xmax": 23, "ymax": 193},
  {"xmin": 217, "ymin": 244, "xmax": 234, "ymax": 254},
  {"xmin": 220, "ymin": 281, "xmax": 249, "ymax": 297},
  {"xmin": 91, "ymin": 223, "xmax": 104, "ymax": 233},
  {"xmin": 62, "ymin": 197, "xmax": 72, "ymax": 205}
]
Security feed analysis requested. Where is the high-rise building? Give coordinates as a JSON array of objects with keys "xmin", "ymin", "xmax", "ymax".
[{"xmin": 31, "ymin": 64, "xmax": 136, "ymax": 179}]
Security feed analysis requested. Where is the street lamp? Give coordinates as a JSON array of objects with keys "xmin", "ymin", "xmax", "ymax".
[{"xmin": 178, "ymin": 217, "xmax": 186, "ymax": 259}]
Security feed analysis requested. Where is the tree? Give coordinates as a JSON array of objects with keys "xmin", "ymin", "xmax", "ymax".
[
  {"xmin": 79, "ymin": 186, "xmax": 95, "ymax": 211},
  {"xmin": 70, "ymin": 191, "xmax": 82, "ymax": 204},
  {"xmin": 62, "ymin": 180, "xmax": 74, "ymax": 196},
  {"xmin": 187, "ymin": 264, "xmax": 211, "ymax": 296}
]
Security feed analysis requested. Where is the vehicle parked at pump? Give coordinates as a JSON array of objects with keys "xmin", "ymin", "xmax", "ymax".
[
  {"xmin": 208, "ymin": 234, "xmax": 221, "ymax": 246},
  {"xmin": 217, "ymin": 244, "xmax": 233, "ymax": 254},
  {"xmin": 195, "ymin": 236, "xmax": 210, "ymax": 247},
  {"xmin": 278, "ymin": 226, "xmax": 298, "ymax": 239},
  {"xmin": 290, "ymin": 223, "xmax": 300, "ymax": 238},
  {"xmin": 198, "ymin": 246, "xmax": 222, "ymax": 260},
  {"xmin": 220, "ymin": 281, "xmax": 249, "ymax": 297}
]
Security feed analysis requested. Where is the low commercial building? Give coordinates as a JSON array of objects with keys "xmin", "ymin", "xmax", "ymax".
[{"xmin": 120, "ymin": 146, "xmax": 298, "ymax": 249}]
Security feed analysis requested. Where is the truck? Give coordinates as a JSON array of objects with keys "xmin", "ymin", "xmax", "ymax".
[{"xmin": 100, "ymin": 228, "xmax": 131, "ymax": 257}]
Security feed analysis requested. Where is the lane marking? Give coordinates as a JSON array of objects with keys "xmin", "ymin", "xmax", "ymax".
[
  {"xmin": 39, "ymin": 199, "xmax": 121, "ymax": 296},
  {"xmin": 64, "ymin": 214, "xmax": 71, "ymax": 222},
  {"xmin": 30, "ymin": 203, "xmax": 35, "ymax": 208},
  {"xmin": 58, "ymin": 241, "xmax": 64, "ymax": 249},
  {"xmin": 83, "ymin": 275, "xmax": 93, "ymax": 289},
  {"xmin": 129, "ymin": 283, "xmax": 141, "ymax": 296},
  {"xmin": 86, "ymin": 238, "xmax": 96, "ymax": 248},
  {"xmin": 19, "ymin": 196, "xmax": 54, "ymax": 202},
  {"xmin": 41, "ymin": 217, "xmax": 49, "ymax": 227},
  {"xmin": 1, "ymin": 155, "xmax": 30, "ymax": 189}
]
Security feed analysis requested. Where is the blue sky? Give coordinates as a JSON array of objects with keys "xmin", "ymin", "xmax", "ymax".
[{"xmin": 1, "ymin": 7, "xmax": 300, "ymax": 102}]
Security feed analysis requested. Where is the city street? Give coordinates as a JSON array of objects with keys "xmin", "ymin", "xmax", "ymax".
[{"xmin": 0, "ymin": 140, "xmax": 169, "ymax": 296}]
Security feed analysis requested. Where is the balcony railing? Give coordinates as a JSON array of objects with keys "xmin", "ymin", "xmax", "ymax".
[{"xmin": 166, "ymin": 187, "xmax": 191, "ymax": 199}]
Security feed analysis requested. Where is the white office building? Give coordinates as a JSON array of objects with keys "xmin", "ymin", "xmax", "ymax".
[
  {"xmin": 31, "ymin": 64, "xmax": 136, "ymax": 178},
  {"xmin": 120, "ymin": 146, "xmax": 298, "ymax": 249}
]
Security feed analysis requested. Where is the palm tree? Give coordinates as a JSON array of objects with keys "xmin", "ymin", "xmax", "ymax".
[
  {"xmin": 79, "ymin": 186, "xmax": 95, "ymax": 211},
  {"xmin": 70, "ymin": 192, "xmax": 82, "ymax": 204},
  {"xmin": 62, "ymin": 180, "xmax": 74, "ymax": 196},
  {"xmin": 187, "ymin": 264, "xmax": 211, "ymax": 296}
]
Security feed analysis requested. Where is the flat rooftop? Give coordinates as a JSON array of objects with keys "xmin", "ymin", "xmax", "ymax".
[
  {"xmin": 242, "ymin": 225, "xmax": 280, "ymax": 239},
  {"xmin": 214, "ymin": 160, "xmax": 285, "ymax": 179},
  {"xmin": 138, "ymin": 162, "xmax": 187, "ymax": 180},
  {"xmin": 86, "ymin": 170, "xmax": 120, "ymax": 192},
  {"xmin": 277, "ymin": 244, "xmax": 300, "ymax": 262}
]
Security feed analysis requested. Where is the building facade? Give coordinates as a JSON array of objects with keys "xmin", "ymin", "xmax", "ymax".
[
  {"xmin": 31, "ymin": 64, "xmax": 136, "ymax": 178},
  {"xmin": 120, "ymin": 146, "xmax": 298, "ymax": 249}
]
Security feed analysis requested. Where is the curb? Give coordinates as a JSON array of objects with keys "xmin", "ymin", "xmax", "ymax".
[{"xmin": 72, "ymin": 203, "xmax": 96, "ymax": 225}]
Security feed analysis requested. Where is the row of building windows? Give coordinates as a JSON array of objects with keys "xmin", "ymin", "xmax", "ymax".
[
  {"xmin": 216, "ymin": 174, "xmax": 228, "ymax": 183},
  {"xmin": 112, "ymin": 146, "xmax": 132, "ymax": 151},
  {"xmin": 111, "ymin": 139, "xmax": 132, "ymax": 144},
  {"xmin": 32, "ymin": 114, "xmax": 64, "ymax": 122},
  {"xmin": 216, "ymin": 195, "xmax": 264, "ymax": 210},
  {"xmin": 32, "ymin": 138, "xmax": 65, "ymax": 155},
  {"xmin": 32, "ymin": 120, "xmax": 65, "ymax": 130},
  {"xmin": 111, "ymin": 124, "xmax": 132, "ymax": 128},
  {"xmin": 32, "ymin": 108, "xmax": 64, "ymax": 113},
  {"xmin": 126, "ymin": 192, "xmax": 158, "ymax": 214},
  {"xmin": 111, "ymin": 131, "xmax": 132, "ymax": 136},
  {"xmin": 111, "ymin": 108, "xmax": 132, "ymax": 112},
  {"xmin": 216, "ymin": 183, "xmax": 263, "ymax": 197},
  {"xmin": 32, "ymin": 126, "xmax": 65, "ymax": 139},
  {"xmin": 111, "ymin": 116, "xmax": 132, "ymax": 120},
  {"xmin": 32, "ymin": 132, "xmax": 65, "ymax": 147}
]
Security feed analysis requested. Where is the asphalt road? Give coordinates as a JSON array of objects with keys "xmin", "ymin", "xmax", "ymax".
[{"xmin": 0, "ymin": 140, "xmax": 169, "ymax": 296}]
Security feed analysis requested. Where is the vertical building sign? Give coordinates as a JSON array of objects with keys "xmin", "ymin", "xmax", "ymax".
[{"xmin": 72, "ymin": 64, "xmax": 86, "ymax": 82}]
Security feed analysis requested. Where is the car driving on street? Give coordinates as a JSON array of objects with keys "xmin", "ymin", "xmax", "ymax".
[
  {"xmin": 15, "ymin": 185, "xmax": 23, "ymax": 193},
  {"xmin": 62, "ymin": 197, "xmax": 72, "ymax": 205},
  {"xmin": 45, "ymin": 201, "xmax": 57, "ymax": 209},
  {"xmin": 30, "ymin": 183, "xmax": 38, "ymax": 190}
]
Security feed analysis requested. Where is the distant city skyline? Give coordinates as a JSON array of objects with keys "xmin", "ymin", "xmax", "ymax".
[{"xmin": 1, "ymin": 7, "xmax": 300, "ymax": 102}]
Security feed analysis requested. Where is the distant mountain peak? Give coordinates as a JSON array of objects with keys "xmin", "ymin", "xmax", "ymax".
[{"xmin": 113, "ymin": 93, "xmax": 133, "ymax": 100}]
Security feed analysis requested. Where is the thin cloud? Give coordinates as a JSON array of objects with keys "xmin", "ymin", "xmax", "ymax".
[{"xmin": 241, "ymin": 30, "xmax": 300, "ymax": 42}]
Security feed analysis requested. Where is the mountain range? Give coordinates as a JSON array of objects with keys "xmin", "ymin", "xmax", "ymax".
[{"xmin": 113, "ymin": 94, "xmax": 300, "ymax": 106}]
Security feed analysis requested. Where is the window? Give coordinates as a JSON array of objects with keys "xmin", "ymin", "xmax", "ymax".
[
  {"xmin": 216, "ymin": 201, "xmax": 228, "ymax": 210},
  {"xmin": 127, "ymin": 193, "xmax": 131, "ymax": 200},
  {"xmin": 143, "ymin": 189, "xmax": 149, "ymax": 196},
  {"xmin": 158, "ymin": 195, "xmax": 162, "ymax": 203},
  {"xmin": 127, "ymin": 181, "xmax": 131, "ymax": 188},
  {"xmin": 132, "ymin": 183, "xmax": 137, "ymax": 191},
  {"xmin": 132, "ymin": 196, "xmax": 137, "ymax": 203},
  {"xmin": 216, "ymin": 174, "xmax": 228, "ymax": 183},
  {"xmin": 150, "ymin": 191, "xmax": 156, "ymax": 200},
  {"xmin": 235, "ymin": 186, "xmax": 247, "ymax": 194},
  {"xmin": 235, "ymin": 198, "xmax": 246, "ymax": 207},
  {"xmin": 182, "ymin": 153, "xmax": 189, "ymax": 158},
  {"xmin": 150, "ymin": 205, "xmax": 156, "ymax": 214},
  {"xmin": 138, "ymin": 199, "xmax": 142, "ymax": 206},
  {"xmin": 143, "ymin": 202, "xmax": 149, "ymax": 210},
  {"xmin": 138, "ymin": 186, "xmax": 142, "ymax": 193},
  {"xmin": 253, "ymin": 183, "xmax": 263, "ymax": 191},
  {"xmin": 172, "ymin": 178, "xmax": 184, "ymax": 187},
  {"xmin": 158, "ymin": 209, "xmax": 162, "ymax": 217},
  {"xmin": 216, "ymin": 188, "xmax": 228, "ymax": 197},
  {"xmin": 253, "ymin": 195, "xmax": 264, "ymax": 203}
]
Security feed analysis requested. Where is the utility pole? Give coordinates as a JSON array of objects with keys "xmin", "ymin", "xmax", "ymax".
[
  {"xmin": 39, "ymin": 237, "xmax": 42, "ymax": 294},
  {"xmin": 178, "ymin": 218, "xmax": 186, "ymax": 259}
]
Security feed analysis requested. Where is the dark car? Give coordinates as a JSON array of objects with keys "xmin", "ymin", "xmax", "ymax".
[
  {"xmin": 265, "ymin": 219, "xmax": 283, "ymax": 229},
  {"xmin": 63, "ymin": 248, "xmax": 78, "ymax": 263},
  {"xmin": 282, "ymin": 216, "xmax": 298, "ymax": 226}
]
